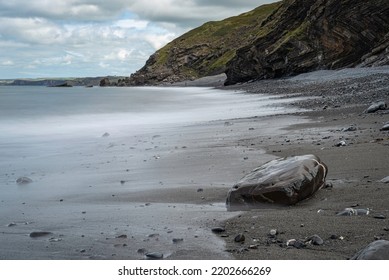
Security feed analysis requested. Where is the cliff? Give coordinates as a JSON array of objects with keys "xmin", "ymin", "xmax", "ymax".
[
  {"xmin": 122, "ymin": 0, "xmax": 389, "ymax": 86},
  {"xmin": 225, "ymin": 0, "xmax": 389, "ymax": 85},
  {"xmin": 126, "ymin": 2, "xmax": 281, "ymax": 85}
]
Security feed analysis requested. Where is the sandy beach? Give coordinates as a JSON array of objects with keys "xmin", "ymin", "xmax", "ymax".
[{"xmin": 1, "ymin": 67, "xmax": 388, "ymax": 260}]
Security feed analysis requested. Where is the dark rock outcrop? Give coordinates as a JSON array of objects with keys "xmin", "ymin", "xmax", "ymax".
[
  {"xmin": 226, "ymin": 154, "xmax": 328, "ymax": 211},
  {"xmin": 225, "ymin": 0, "xmax": 389, "ymax": 85}
]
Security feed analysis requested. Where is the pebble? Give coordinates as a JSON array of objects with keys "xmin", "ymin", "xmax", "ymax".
[
  {"xmin": 29, "ymin": 231, "xmax": 53, "ymax": 238},
  {"xmin": 234, "ymin": 233, "xmax": 245, "ymax": 243},
  {"xmin": 7, "ymin": 222, "xmax": 17, "ymax": 227},
  {"xmin": 335, "ymin": 140, "xmax": 346, "ymax": 147},
  {"xmin": 286, "ymin": 239, "xmax": 305, "ymax": 249},
  {"xmin": 379, "ymin": 176, "xmax": 389, "ymax": 183},
  {"xmin": 373, "ymin": 214, "xmax": 386, "ymax": 220},
  {"xmin": 16, "ymin": 177, "xmax": 33, "ymax": 185},
  {"xmin": 172, "ymin": 238, "xmax": 184, "ymax": 244},
  {"xmin": 102, "ymin": 132, "xmax": 110, "ymax": 137},
  {"xmin": 116, "ymin": 234, "xmax": 127, "ymax": 239},
  {"xmin": 145, "ymin": 252, "xmax": 164, "ymax": 260},
  {"xmin": 211, "ymin": 227, "xmax": 225, "ymax": 233},
  {"xmin": 269, "ymin": 229, "xmax": 277, "ymax": 237},
  {"xmin": 137, "ymin": 248, "xmax": 147, "ymax": 254},
  {"xmin": 306, "ymin": 234, "xmax": 324, "ymax": 245},
  {"xmin": 336, "ymin": 208, "xmax": 369, "ymax": 216}
]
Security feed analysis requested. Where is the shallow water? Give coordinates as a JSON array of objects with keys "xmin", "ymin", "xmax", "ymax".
[{"xmin": 0, "ymin": 86, "xmax": 304, "ymax": 259}]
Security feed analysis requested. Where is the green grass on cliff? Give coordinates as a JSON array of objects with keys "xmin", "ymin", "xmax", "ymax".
[{"xmin": 150, "ymin": 2, "xmax": 282, "ymax": 77}]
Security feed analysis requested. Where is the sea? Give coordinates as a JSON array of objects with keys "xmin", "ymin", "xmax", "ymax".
[{"xmin": 0, "ymin": 86, "xmax": 303, "ymax": 259}]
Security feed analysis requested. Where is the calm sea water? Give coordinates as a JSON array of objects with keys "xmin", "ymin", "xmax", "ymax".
[
  {"xmin": 0, "ymin": 86, "xmax": 295, "ymax": 139},
  {"xmin": 0, "ymin": 86, "xmax": 303, "ymax": 259}
]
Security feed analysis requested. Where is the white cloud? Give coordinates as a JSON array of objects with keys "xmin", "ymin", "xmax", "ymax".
[{"xmin": 0, "ymin": 0, "xmax": 277, "ymax": 78}]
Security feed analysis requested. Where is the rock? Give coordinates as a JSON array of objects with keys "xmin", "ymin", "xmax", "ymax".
[
  {"xmin": 269, "ymin": 229, "xmax": 278, "ymax": 237},
  {"xmin": 335, "ymin": 141, "xmax": 346, "ymax": 147},
  {"xmin": 380, "ymin": 124, "xmax": 389, "ymax": 131},
  {"xmin": 145, "ymin": 252, "xmax": 164, "ymax": 260},
  {"xmin": 234, "ymin": 234, "xmax": 245, "ymax": 243},
  {"xmin": 342, "ymin": 125, "xmax": 357, "ymax": 132},
  {"xmin": 7, "ymin": 222, "xmax": 17, "ymax": 227},
  {"xmin": 286, "ymin": 239, "xmax": 306, "ymax": 249},
  {"xmin": 102, "ymin": 132, "xmax": 110, "ymax": 137},
  {"xmin": 16, "ymin": 177, "xmax": 33, "ymax": 185},
  {"xmin": 172, "ymin": 238, "xmax": 184, "ymax": 244},
  {"xmin": 116, "ymin": 234, "xmax": 127, "ymax": 239},
  {"xmin": 29, "ymin": 231, "xmax": 53, "ymax": 238},
  {"xmin": 351, "ymin": 240, "xmax": 389, "ymax": 260},
  {"xmin": 336, "ymin": 208, "xmax": 370, "ymax": 216},
  {"xmin": 211, "ymin": 227, "xmax": 226, "ymax": 233},
  {"xmin": 305, "ymin": 234, "xmax": 324, "ymax": 245},
  {"xmin": 373, "ymin": 214, "xmax": 386, "ymax": 220},
  {"xmin": 365, "ymin": 101, "xmax": 387, "ymax": 113},
  {"xmin": 379, "ymin": 176, "xmax": 389, "ymax": 183},
  {"xmin": 226, "ymin": 154, "xmax": 328, "ymax": 210}
]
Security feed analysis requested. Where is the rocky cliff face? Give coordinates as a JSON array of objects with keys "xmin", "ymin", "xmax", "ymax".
[
  {"xmin": 123, "ymin": 0, "xmax": 389, "ymax": 86},
  {"xmin": 126, "ymin": 3, "xmax": 281, "ymax": 85},
  {"xmin": 225, "ymin": 0, "xmax": 389, "ymax": 85}
]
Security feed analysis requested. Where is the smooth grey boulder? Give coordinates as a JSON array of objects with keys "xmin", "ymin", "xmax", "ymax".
[
  {"xmin": 351, "ymin": 240, "xmax": 389, "ymax": 260},
  {"xmin": 226, "ymin": 155, "xmax": 328, "ymax": 210}
]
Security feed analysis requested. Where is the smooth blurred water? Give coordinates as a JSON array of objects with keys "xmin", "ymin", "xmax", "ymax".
[{"xmin": 0, "ymin": 86, "xmax": 299, "ymax": 139}]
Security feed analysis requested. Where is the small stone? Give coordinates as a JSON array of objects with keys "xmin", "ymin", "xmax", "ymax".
[
  {"xmin": 16, "ymin": 177, "xmax": 33, "ymax": 185},
  {"xmin": 145, "ymin": 252, "xmax": 163, "ymax": 260},
  {"xmin": 29, "ymin": 231, "xmax": 53, "ymax": 238},
  {"xmin": 7, "ymin": 222, "xmax": 17, "ymax": 227},
  {"xmin": 80, "ymin": 249, "xmax": 86, "ymax": 253},
  {"xmin": 330, "ymin": 234, "xmax": 339, "ymax": 240},
  {"xmin": 335, "ymin": 141, "xmax": 346, "ymax": 147},
  {"xmin": 172, "ymin": 238, "xmax": 184, "ymax": 244},
  {"xmin": 306, "ymin": 234, "xmax": 324, "ymax": 245},
  {"xmin": 137, "ymin": 248, "xmax": 147, "ymax": 254},
  {"xmin": 197, "ymin": 188, "xmax": 204, "ymax": 192},
  {"xmin": 269, "ymin": 229, "xmax": 277, "ymax": 237},
  {"xmin": 116, "ymin": 234, "xmax": 127, "ymax": 239},
  {"xmin": 249, "ymin": 244, "xmax": 258, "ymax": 249},
  {"xmin": 102, "ymin": 132, "xmax": 110, "ymax": 137},
  {"xmin": 286, "ymin": 239, "xmax": 305, "ymax": 249},
  {"xmin": 380, "ymin": 124, "xmax": 389, "ymax": 131},
  {"xmin": 211, "ymin": 227, "xmax": 225, "ymax": 233},
  {"xmin": 234, "ymin": 233, "xmax": 245, "ymax": 243},
  {"xmin": 373, "ymin": 214, "xmax": 386, "ymax": 220},
  {"xmin": 379, "ymin": 176, "xmax": 389, "ymax": 183}
]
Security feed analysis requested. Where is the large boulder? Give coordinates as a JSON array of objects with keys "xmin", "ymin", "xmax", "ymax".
[
  {"xmin": 351, "ymin": 240, "xmax": 389, "ymax": 260},
  {"xmin": 226, "ymin": 154, "xmax": 328, "ymax": 211}
]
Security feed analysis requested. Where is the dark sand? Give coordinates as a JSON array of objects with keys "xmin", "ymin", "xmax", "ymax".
[
  {"xmin": 217, "ymin": 67, "xmax": 389, "ymax": 259},
  {"xmin": 1, "ymin": 67, "xmax": 388, "ymax": 260}
]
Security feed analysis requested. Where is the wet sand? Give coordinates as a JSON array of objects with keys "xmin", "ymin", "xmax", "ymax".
[{"xmin": 1, "ymin": 67, "xmax": 388, "ymax": 260}]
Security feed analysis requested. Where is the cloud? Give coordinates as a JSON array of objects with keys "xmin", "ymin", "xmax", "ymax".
[{"xmin": 0, "ymin": 0, "xmax": 277, "ymax": 78}]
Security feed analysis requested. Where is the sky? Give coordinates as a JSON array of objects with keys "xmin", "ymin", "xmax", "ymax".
[{"xmin": 0, "ymin": 0, "xmax": 276, "ymax": 79}]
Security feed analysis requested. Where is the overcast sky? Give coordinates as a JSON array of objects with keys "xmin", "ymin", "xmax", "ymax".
[{"xmin": 0, "ymin": 0, "xmax": 276, "ymax": 79}]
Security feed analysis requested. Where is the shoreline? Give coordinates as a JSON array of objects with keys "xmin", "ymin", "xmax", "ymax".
[
  {"xmin": 216, "ymin": 67, "xmax": 389, "ymax": 259},
  {"xmin": 0, "ymin": 67, "xmax": 388, "ymax": 260}
]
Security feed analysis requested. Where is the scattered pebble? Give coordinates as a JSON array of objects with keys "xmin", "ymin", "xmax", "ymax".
[
  {"xmin": 306, "ymin": 234, "xmax": 324, "ymax": 245},
  {"xmin": 336, "ymin": 208, "xmax": 369, "ymax": 216},
  {"xmin": 172, "ymin": 238, "xmax": 184, "ymax": 244},
  {"xmin": 137, "ymin": 248, "xmax": 147, "ymax": 254},
  {"xmin": 145, "ymin": 252, "xmax": 163, "ymax": 260},
  {"xmin": 211, "ymin": 227, "xmax": 225, "ymax": 233},
  {"xmin": 379, "ymin": 176, "xmax": 389, "ymax": 183},
  {"xmin": 234, "ymin": 233, "xmax": 245, "ymax": 243},
  {"xmin": 7, "ymin": 222, "xmax": 17, "ymax": 227},
  {"xmin": 102, "ymin": 132, "xmax": 110, "ymax": 137},
  {"xmin": 269, "ymin": 229, "xmax": 277, "ymax": 237},
  {"xmin": 16, "ymin": 177, "xmax": 33, "ymax": 185},
  {"xmin": 286, "ymin": 239, "xmax": 305, "ymax": 249},
  {"xmin": 335, "ymin": 140, "xmax": 346, "ymax": 147},
  {"xmin": 373, "ymin": 214, "xmax": 386, "ymax": 220},
  {"xmin": 29, "ymin": 231, "xmax": 53, "ymax": 238},
  {"xmin": 116, "ymin": 234, "xmax": 127, "ymax": 239}
]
